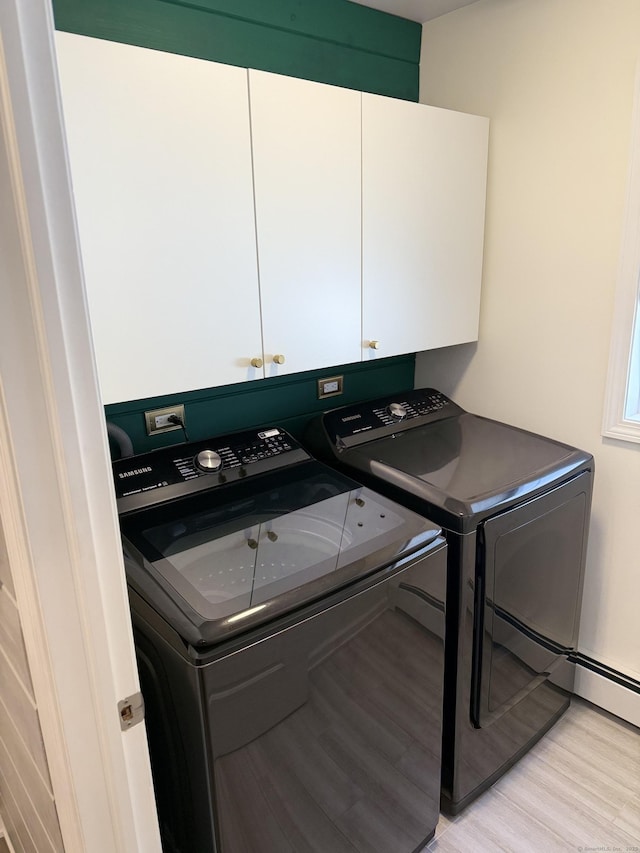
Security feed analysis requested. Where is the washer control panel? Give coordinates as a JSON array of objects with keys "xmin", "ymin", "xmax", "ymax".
[
  {"xmin": 322, "ymin": 388, "xmax": 463, "ymax": 447},
  {"xmin": 114, "ymin": 427, "xmax": 308, "ymax": 512}
]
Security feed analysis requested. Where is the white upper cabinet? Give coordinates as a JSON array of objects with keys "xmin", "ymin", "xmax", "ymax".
[
  {"xmin": 55, "ymin": 33, "xmax": 264, "ymax": 404},
  {"xmin": 57, "ymin": 34, "xmax": 489, "ymax": 403},
  {"xmin": 362, "ymin": 93, "xmax": 489, "ymax": 360},
  {"xmin": 249, "ymin": 70, "xmax": 362, "ymax": 377}
]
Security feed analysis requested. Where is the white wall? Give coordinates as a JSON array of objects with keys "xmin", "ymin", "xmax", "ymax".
[{"xmin": 416, "ymin": 0, "xmax": 640, "ymax": 714}]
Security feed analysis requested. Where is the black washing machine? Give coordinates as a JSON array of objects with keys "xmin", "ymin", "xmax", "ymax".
[
  {"xmin": 305, "ymin": 388, "xmax": 594, "ymax": 815},
  {"xmin": 114, "ymin": 426, "xmax": 447, "ymax": 852}
]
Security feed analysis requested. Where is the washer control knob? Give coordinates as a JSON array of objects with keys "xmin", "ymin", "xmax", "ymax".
[
  {"xmin": 387, "ymin": 402, "xmax": 407, "ymax": 420},
  {"xmin": 195, "ymin": 450, "xmax": 222, "ymax": 472}
]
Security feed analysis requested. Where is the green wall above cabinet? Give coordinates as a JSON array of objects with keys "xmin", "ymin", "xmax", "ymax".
[{"xmin": 53, "ymin": 0, "xmax": 422, "ymax": 100}]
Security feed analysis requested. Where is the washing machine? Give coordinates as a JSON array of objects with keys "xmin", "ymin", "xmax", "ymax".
[
  {"xmin": 113, "ymin": 425, "xmax": 447, "ymax": 852},
  {"xmin": 305, "ymin": 388, "xmax": 593, "ymax": 815}
]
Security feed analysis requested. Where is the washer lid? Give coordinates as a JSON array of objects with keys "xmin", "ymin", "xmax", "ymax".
[
  {"xmin": 120, "ymin": 461, "xmax": 442, "ymax": 646},
  {"xmin": 347, "ymin": 413, "xmax": 592, "ymax": 530}
]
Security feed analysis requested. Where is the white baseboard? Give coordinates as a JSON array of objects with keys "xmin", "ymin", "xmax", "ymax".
[{"xmin": 575, "ymin": 665, "xmax": 640, "ymax": 728}]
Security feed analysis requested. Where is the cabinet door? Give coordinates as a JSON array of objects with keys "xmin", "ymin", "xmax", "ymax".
[
  {"xmin": 249, "ymin": 70, "xmax": 362, "ymax": 376},
  {"xmin": 56, "ymin": 33, "xmax": 264, "ymax": 404},
  {"xmin": 362, "ymin": 94, "xmax": 489, "ymax": 360}
]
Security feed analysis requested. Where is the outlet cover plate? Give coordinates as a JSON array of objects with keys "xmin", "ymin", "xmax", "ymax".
[
  {"xmin": 317, "ymin": 375, "xmax": 344, "ymax": 400},
  {"xmin": 144, "ymin": 404, "xmax": 185, "ymax": 435}
]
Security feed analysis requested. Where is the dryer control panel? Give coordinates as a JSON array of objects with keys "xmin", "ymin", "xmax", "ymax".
[
  {"xmin": 113, "ymin": 427, "xmax": 309, "ymax": 513},
  {"xmin": 321, "ymin": 388, "xmax": 464, "ymax": 448}
]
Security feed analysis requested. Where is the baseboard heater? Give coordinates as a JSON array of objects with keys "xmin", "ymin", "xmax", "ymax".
[{"xmin": 571, "ymin": 652, "xmax": 640, "ymax": 695}]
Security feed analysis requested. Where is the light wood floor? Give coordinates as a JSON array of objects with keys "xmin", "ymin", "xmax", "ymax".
[{"xmin": 425, "ymin": 698, "xmax": 640, "ymax": 852}]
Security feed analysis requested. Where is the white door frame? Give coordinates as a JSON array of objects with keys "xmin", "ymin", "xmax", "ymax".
[{"xmin": 0, "ymin": 1, "xmax": 161, "ymax": 850}]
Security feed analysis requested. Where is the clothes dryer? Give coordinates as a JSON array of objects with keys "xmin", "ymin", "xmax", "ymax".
[{"xmin": 305, "ymin": 389, "xmax": 593, "ymax": 814}]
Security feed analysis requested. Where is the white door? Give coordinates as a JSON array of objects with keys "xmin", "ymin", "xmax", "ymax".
[
  {"xmin": 56, "ymin": 34, "xmax": 265, "ymax": 404},
  {"xmin": 1, "ymin": 2, "xmax": 161, "ymax": 850},
  {"xmin": 362, "ymin": 93, "xmax": 489, "ymax": 359},
  {"xmin": 249, "ymin": 70, "xmax": 362, "ymax": 377}
]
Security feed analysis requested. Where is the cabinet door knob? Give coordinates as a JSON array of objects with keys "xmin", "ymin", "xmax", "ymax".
[
  {"xmin": 250, "ymin": 357, "xmax": 263, "ymax": 368},
  {"xmin": 369, "ymin": 340, "xmax": 380, "ymax": 350},
  {"xmin": 273, "ymin": 354, "xmax": 286, "ymax": 365}
]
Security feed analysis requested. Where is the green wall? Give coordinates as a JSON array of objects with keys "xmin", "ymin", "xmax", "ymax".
[
  {"xmin": 53, "ymin": 0, "xmax": 421, "ymax": 99},
  {"xmin": 106, "ymin": 356, "xmax": 416, "ymax": 454},
  {"xmin": 53, "ymin": 0, "xmax": 421, "ymax": 455}
]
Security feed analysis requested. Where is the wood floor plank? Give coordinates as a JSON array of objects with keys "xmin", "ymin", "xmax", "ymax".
[
  {"xmin": 613, "ymin": 795, "xmax": 640, "ymax": 838},
  {"xmin": 491, "ymin": 753, "xmax": 639, "ymax": 848},
  {"xmin": 495, "ymin": 744, "xmax": 631, "ymax": 824},
  {"xmin": 432, "ymin": 812, "xmax": 456, "ymax": 840},
  {"xmin": 429, "ymin": 789, "xmax": 570, "ymax": 852},
  {"xmin": 425, "ymin": 699, "xmax": 640, "ymax": 852}
]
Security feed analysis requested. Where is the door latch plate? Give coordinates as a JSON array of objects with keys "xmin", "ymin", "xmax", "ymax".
[{"xmin": 118, "ymin": 692, "xmax": 145, "ymax": 731}]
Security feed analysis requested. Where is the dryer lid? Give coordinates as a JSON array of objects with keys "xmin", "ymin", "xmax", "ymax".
[{"xmin": 347, "ymin": 413, "xmax": 592, "ymax": 529}]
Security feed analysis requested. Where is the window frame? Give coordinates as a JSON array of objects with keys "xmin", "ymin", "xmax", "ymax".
[{"xmin": 602, "ymin": 62, "xmax": 640, "ymax": 444}]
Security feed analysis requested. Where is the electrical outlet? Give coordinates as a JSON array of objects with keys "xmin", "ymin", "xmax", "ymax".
[
  {"xmin": 144, "ymin": 404, "xmax": 186, "ymax": 436},
  {"xmin": 317, "ymin": 375, "xmax": 344, "ymax": 400}
]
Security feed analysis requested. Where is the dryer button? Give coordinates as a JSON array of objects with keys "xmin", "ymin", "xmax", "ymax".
[{"xmin": 387, "ymin": 403, "xmax": 407, "ymax": 420}]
